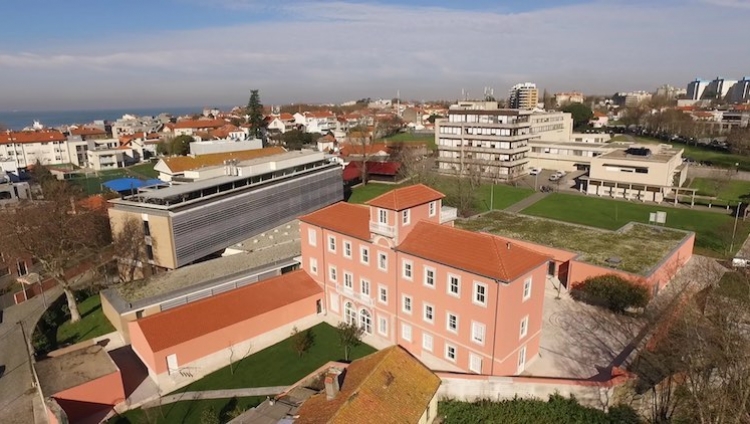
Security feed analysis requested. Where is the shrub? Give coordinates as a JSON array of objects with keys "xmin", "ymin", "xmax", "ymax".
[{"xmin": 570, "ymin": 274, "xmax": 650, "ymax": 313}]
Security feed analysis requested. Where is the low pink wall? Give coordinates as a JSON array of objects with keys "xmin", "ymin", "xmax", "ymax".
[{"xmin": 53, "ymin": 370, "xmax": 125, "ymax": 423}]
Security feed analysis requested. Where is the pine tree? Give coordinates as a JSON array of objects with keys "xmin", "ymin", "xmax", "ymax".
[{"xmin": 246, "ymin": 89, "xmax": 265, "ymax": 142}]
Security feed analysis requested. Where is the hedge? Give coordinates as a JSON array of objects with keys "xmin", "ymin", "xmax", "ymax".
[{"xmin": 570, "ymin": 274, "xmax": 650, "ymax": 313}]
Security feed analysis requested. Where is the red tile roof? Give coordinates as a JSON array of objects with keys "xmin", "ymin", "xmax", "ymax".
[
  {"xmin": 338, "ymin": 143, "xmax": 387, "ymax": 157},
  {"xmin": 343, "ymin": 162, "xmax": 402, "ymax": 181},
  {"xmin": 398, "ymin": 220, "xmax": 550, "ymax": 282},
  {"xmin": 299, "ymin": 202, "xmax": 371, "ymax": 241},
  {"xmin": 366, "ymin": 184, "xmax": 444, "ymax": 211},
  {"xmin": 296, "ymin": 346, "xmax": 441, "ymax": 424},
  {"xmin": 0, "ymin": 130, "xmax": 66, "ymax": 144},
  {"xmin": 135, "ymin": 270, "xmax": 322, "ymax": 352},
  {"xmin": 70, "ymin": 127, "xmax": 107, "ymax": 136},
  {"xmin": 172, "ymin": 119, "xmax": 226, "ymax": 130}
]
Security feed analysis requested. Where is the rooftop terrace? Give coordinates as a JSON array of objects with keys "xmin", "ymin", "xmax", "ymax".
[{"xmin": 457, "ymin": 212, "xmax": 689, "ymax": 275}]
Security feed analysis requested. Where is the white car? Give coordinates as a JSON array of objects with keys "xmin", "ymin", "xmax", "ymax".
[{"xmin": 529, "ymin": 168, "xmax": 541, "ymax": 176}]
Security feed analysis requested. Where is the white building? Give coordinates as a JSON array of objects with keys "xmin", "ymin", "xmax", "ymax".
[
  {"xmin": 86, "ymin": 147, "xmax": 132, "ymax": 171},
  {"xmin": 509, "ymin": 82, "xmax": 539, "ymax": 110},
  {"xmin": 554, "ymin": 92, "xmax": 584, "ymax": 106},
  {"xmin": 293, "ymin": 112, "xmax": 338, "ymax": 134},
  {"xmin": 189, "ymin": 138, "xmax": 263, "ymax": 156},
  {"xmin": 0, "ymin": 130, "xmax": 71, "ymax": 168},
  {"xmin": 111, "ymin": 114, "xmax": 167, "ymax": 138}
]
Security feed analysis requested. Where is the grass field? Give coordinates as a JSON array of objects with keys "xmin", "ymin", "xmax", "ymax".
[
  {"xmin": 56, "ymin": 294, "xmax": 115, "ymax": 346},
  {"xmin": 67, "ymin": 162, "xmax": 159, "ymax": 194},
  {"xmin": 521, "ymin": 193, "xmax": 750, "ymax": 257},
  {"xmin": 689, "ymin": 177, "xmax": 750, "ymax": 204},
  {"xmin": 611, "ymin": 135, "xmax": 750, "ymax": 171},
  {"xmin": 348, "ymin": 180, "xmax": 534, "ymax": 213},
  {"xmin": 384, "ymin": 132, "xmax": 435, "ymax": 149},
  {"xmin": 127, "ymin": 162, "xmax": 159, "ymax": 178},
  {"xmin": 111, "ymin": 396, "xmax": 264, "ymax": 424}
]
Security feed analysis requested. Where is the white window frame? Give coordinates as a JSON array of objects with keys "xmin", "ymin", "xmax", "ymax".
[
  {"xmin": 309, "ymin": 257, "xmax": 318, "ymax": 275},
  {"xmin": 360, "ymin": 278, "xmax": 370, "ymax": 296},
  {"xmin": 308, "ymin": 228, "xmax": 317, "ymax": 246},
  {"xmin": 469, "ymin": 353, "xmax": 482, "ymax": 374},
  {"xmin": 378, "ymin": 316, "xmax": 388, "ymax": 336},
  {"xmin": 360, "ymin": 246, "xmax": 370, "ymax": 265},
  {"xmin": 402, "ymin": 295, "xmax": 413, "ymax": 314},
  {"xmin": 445, "ymin": 344, "xmax": 457, "ymax": 362},
  {"xmin": 344, "ymin": 271, "xmax": 354, "ymax": 289},
  {"xmin": 402, "ymin": 260, "xmax": 413, "ymax": 280},
  {"xmin": 473, "ymin": 282, "xmax": 487, "ymax": 306},
  {"xmin": 328, "ymin": 235, "xmax": 336, "ymax": 253},
  {"xmin": 523, "ymin": 277, "xmax": 532, "ymax": 301},
  {"xmin": 329, "ymin": 265, "xmax": 337, "ymax": 282},
  {"xmin": 447, "ymin": 312, "xmax": 459, "ymax": 334},
  {"xmin": 423, "ymin": 303, "xmax": 434, "ymax": 324},
  {"xmin": 402, "ymin": 209, "xmax": 410, "ymax": 225},
  {"xmin": 378, "ymin": 252, "xmax": 388, "ymax": 271},
  {"xmin": 447, "ymin": 274, "xmax": 461, "ymax": 298},
  {"xmin": 422, "ymin": 333, "xmax": 434, "ymax": 352},
  {"xmin": 517, "ymin": 345, "xmax": 527, "ymax": 374},
  {"xmin": 378, "ymin": 285, "xmax": 388, "ymax": 304},
  {"xmin": 401, "ymin": 323, "xmax": 412, "ymax": 342},
  {"xmin": 343, "ymin": 240, "xmax": 352, "ymax": 259},
  {"xmin": 429, "ymin": 201, "xmax": 436, "ymax": 217},
  {"xmin": 424, "ymin": 267, "xmax": 436, "ymax": 288},
  {"xmin": 471, "ymin": 321, "xmax": 486, "ymax": 345},
  {"xmin": 378, "ymin": 208, "xmax": 388, "ymax": 224},
  {"xmin": 520, "ymin": 315, "xmax": 529, "ymax": 339}
]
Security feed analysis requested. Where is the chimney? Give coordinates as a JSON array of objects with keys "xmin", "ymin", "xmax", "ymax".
[
  {"xmin": 325, "ymin": 370, "xmax": 342, "ymax": 400},
  {"xmin": 506, "ymin": 242, "xmax": 511, "ymax": 250}
]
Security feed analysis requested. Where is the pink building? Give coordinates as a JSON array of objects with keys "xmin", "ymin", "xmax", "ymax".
[{"xmin": 299, "ymin": 185, "xmax": 551, "ymax": 376}]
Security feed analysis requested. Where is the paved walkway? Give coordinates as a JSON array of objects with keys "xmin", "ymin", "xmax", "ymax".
[
  {"xmin": 142, "ymin": 386, "xmax": 289, "ymax": 409},
  {"xmin": 504, "ymin": 191, "xmax": 550, "ymax": 213}
]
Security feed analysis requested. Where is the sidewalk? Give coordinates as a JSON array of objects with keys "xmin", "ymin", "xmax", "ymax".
[
  {"xmin": 141, "ymin": 386, "xmax": 289, "ymax": 409},
  {"xmin": 504, "ymin": 191, "xmax": 550, "ymax": 213}
]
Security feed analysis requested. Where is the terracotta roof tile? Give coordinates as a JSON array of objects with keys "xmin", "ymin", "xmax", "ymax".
[
  {"xmin": 161, "ymin": 146, "xmax": 286, "ymax": 173},
  {"xmin": 70, "ymin": 127, "xmax": 107, "ymax": 136},
  {"xmin": 135, "ymin": 270, "xmax": 322, "ymax": 353},
  {"xmin": 299, "ymin": 202, "xmax": 371, "ymax": 241},
  {"xmin": 296, "ymin": 346, "xmax": 441, "ymax": 424},
  {"xmin": 366, "ymin": 184, "xmax": 444, "ymax": 211},
  {"xmin": 0, "ymin": 130, "xmax": 66, "ymax": 145},
  {"xmin": 397, "ymin": 220, "xmax": 550, "ymax": 282},
  {"xmin": 172, "ymin": 118, "xmax": 226, "ymax": 130}
]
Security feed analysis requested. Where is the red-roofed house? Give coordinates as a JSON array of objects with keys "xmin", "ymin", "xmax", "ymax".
[
  {"xmin": 589, "ymin": 112, "xmax": 609, "ymax": 128},
  {"xmin": 299, "ymin": 184, "xmax": 551, "ymax": 376},
  {"xmin": 129, "ymin": 270, "xmax": 324, "ymax": 389},
  {"xmin": 0, "ymin": 130, "xmax": 70, "ymax": 168},
  {"xmin": 69, "ymin": 126, "xmax": 109, "ymax": 140},
  {"xmin": 166, "ymin": 119, "xmax": 227, "ymax": 136}
]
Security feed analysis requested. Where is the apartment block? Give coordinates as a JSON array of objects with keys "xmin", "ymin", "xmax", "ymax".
[
  {"xmin": 0, "ymin": 130, "xmax": 70, "ymax": 168},
  {"xmin": 108, "ymin": 150, "xmax": 342, "ymax": 271},
  {"xmin": 509, "ymin": 82, "xmax": 539, "ymax": 110},
  {"xmin": 435, "ymin": 102, "xmax": 533, "ymax": 181},
  {"xmin": 299, "ymin": 185, "xmax": 551, "ymax": 376},
  {"xmin": 554, "ymin": 92, "xmax": 584, "ymax": 106}
]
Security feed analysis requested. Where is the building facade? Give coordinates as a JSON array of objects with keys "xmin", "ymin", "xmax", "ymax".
[
  {"xmin": 299, "ymin": 185, "xmax": 551, "ymax": 376},
  {"xmin": 435, "ymin": 102, "xmax": 533, "ymax": 181},
  {"xmin": 509, "ymin": 83, "xmax": 538, "ymax": 110}
]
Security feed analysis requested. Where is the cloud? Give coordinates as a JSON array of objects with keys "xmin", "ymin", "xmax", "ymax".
[
  {"xmin": 0, "ymin": 0, "xmax": 748, "ymax": 110},
  {"xmin": 701, "ymin": 0, "xmax": 750, "ymax": 8}
]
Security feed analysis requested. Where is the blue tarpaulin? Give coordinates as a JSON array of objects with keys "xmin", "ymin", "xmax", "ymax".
[{"xmin": 103, "ymin": 178, "xmax": 163, "ymax": 193}]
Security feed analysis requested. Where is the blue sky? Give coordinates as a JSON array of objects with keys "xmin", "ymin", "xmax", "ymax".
[{"xmin": 1, "ymin": 0, "xmax": 749, "ymax": 110}]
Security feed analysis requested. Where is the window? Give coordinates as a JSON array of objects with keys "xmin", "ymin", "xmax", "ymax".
[
  {"xmin": 517, "ymin": 346, "xmax": 527, "ymax": 374},
  {"xmin": 523, "ymin": 277, "xmax": 532, "ymax": 301},
  {"xmin": 429, "ymin": 201, "xmax": 436, "ymax": 217},
  {"xmin": 469, "ymin": 353, "xmax": 483, "ymax": 374},
  {"xmin": 360, "ymin": 246, "xmax": 370, "ymax": 264},
  {"xmin": 401, "ymin": 323, "xmax": 412, "ymax": 342},
  {"xmin": 328, "ymin": 236, "xmax": 336, "ymax": 253},
  {"xmin": 146, "ymin": 245, "xmax": 154, "ymax": 261},
  {"xmin": 329, "ymin": 265, "xmax": 338, "ymax": 282},
  {"xmin": 309, "ymin": 258, "xmax": 318, "ymax": 275},
  {"xmin": 402, "ymin": 209, "xmax": 410, "ymax": 225},
  {"xmin": 424, "ymin": 267, "xmax": 435, "ymax": 287},
  {"xmin": 330, "ymin": 293, "xmax": 339, "ymax": 313},
  {"xmin": 143, "ymin": 220, "xmax": 151, "ymax": 236},
  {"xmin": 448, "ymin": 274, "xmax": 460, "ymax": 297},
  {"xmin": 345, "ymin": 302, "xmax": 356, "ymax": 325},
  {"xmin": 360, "ymin": 279, "xmax": 370, "ymax": 296},
  {"xmin": 423, "ymin": 303, "xmax": 434, "ymax": 323},
  {"xmin": 445, "ymin": 344, "xmax": 457, "ymax": 362},
  {"xmin": 359, "ymin": 309, "xmax": 372, "ymax": 334},
  {"xmin": 520, "ymin": 316, "xmax": 529, "ymax": 339},
  {"xmin": 378, "ymin": 285, "xmax": 388, "ymax": 304},
  {"xmin": 378, "ymin": 208, "xmax": 388, "ymax": 224},
  {"xmin": 344, "ymin": 241, "xmax": 352, "ymax": 258},
  {"xmin": 316, "ymin": 300, "xmax": 322, "ymax": 314},
  {"xmin": 472, "ymin": 322, "xmax": 486, "ymax": 345},
  {"xmin": 474, "ymin": 282, "xmax": 487, "ymax": 306},
  {"xmin": 402, "ymin": 295, "xmax": 412, "ymax": 314},
  {"xmin": 308, "ymin": 228, "xmax": 317, "ymax": 246},
  {"xmin": 422, "ymin": 333, "xmax": 433, "ymax": 352},
  {"xmin": 378, "ymin": 252, "xmax": 388, "ymax": 271},
  {"xmin": 402, "ymin": 260, "xmax": 413, "ymax": 280},
  {"xmin": 447, "ymin": 313, "xmax": 458, "ymax": 333},
  {"xmin": 378, "ymin": 316, "xmax": 388, "ymax": 336}
]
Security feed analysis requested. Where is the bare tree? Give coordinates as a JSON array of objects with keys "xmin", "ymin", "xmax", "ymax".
[
  {"xmin": 336, "ymin": 321, "xmax": 364, "ymax": 361},
  {"xmin": 0, "ymin": 180, "xmax": 111, "ymax": 322},
  {"xmin": 228, "ymin": 340, "xmax": 253, "ymax": 375},
  {"xmin": 113, "ymin": 216, "xmax": 153, "ymax": 283},
  {"xmin": 727, "ymin": 125, "xmax": 750, "ymax": 156},
  {"xmin": 444, "ymin": 165, "xmax": 482, "ymax": 217},
  {"xmin": 348, "ymin": 125, "xmax": 374, "ymax": 185}
]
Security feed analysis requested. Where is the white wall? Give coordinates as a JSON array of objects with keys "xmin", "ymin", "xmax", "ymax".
[{"xmin": 189, "ymin": 138, "xmax": 262, "ymax": 156}]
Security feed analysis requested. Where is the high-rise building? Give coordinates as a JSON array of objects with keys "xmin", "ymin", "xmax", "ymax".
[
  {"xmin": 704, "ymin": 77, "xmax": 738, "ymax": 100},
  {"xmin": 508, "ymin": 83, "xmax": 539, "ymax": 110},
  {"xmin": 729, "ymin": 77, "xmax": 750, "ymax": 104},
  {"xmin": 686, "ymin": 78, "xmax": 709, "ymax": 101}
]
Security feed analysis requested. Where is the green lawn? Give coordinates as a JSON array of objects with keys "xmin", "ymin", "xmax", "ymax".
[
  {"xmin": 68, "ymin": 169, "xmax": 130, "ymax": 195},
  {"xmin": 110, "ymin": 396, "xmax": 264, "ymax": 424},
  {"xmin": 177, "ymin": 322, "xmax": 375, "ymax": 393},
  {"xmin": 127, "ymin": 162, "xmax": 159, "ymax": 178},
  {"xmin": 384, "ymin": 132, "xmax": 436, "ymax": 149},
  {"xmin": 611, "ymin": 135, "xmax": 750, "ymax": 171},
  {"xmin": 349, "ymin": 182, "xmax": 406, "ymax": 204},
  {"xmin": 521, "ymin": 193, "xmax": 750, "ymax": 257},
  {"xmin": 56, "ymin": 294, "xmax": 115, "ymax": 346},
  {"xmin": 689, "ymin": 177, "xmax": 750, "ymax": 204}
]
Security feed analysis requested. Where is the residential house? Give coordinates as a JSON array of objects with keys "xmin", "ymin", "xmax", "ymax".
[
  {"xmin": 69, "ymin": 126, "xmax": 109, "ymax": 140},
  {"xmin": 119, "ymin": 132, "xmax": 162, "ymax": 162},
  {"xmin": 295, "ymin": 111, "xmax": 338, "ymax": 134},
  {"xmin": 589, "ymin": 112, "xmax": 609, "ymax": 128},
  {"xmin": 0, "ymin": 130, "xmax": 70, "ymax": 168},
  {"xmin": 299, "ymin": 185, "xmax": 551, "ymax": 375},
  {"xmin": 166, "ymin": 119, "xmax": 227, "ymax": 137},
  {"xmin": 111, "ymin": 114, "xmax": 166, "ymax": 138},
  {"xmin": 266, "ymin": 113, "xmax": 297, "ymax": 134}
]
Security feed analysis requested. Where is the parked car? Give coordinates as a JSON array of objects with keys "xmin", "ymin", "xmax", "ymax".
[
  {"xmin": 549, "ymin": 174, "xmax": 560, "ymax": 181},
  {"xmin": 529, "ymin": 167, "xmax": 541, "ymax": 176}
]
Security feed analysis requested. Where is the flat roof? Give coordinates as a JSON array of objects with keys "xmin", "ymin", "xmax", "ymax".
[
  {"xmin": 457, "ymin": 212, "xmax": 689, "ymax": 275},
  {"xmin": 36, "ymin": 346, "xmax": 118, "ymax": 396},
  {"xmin": 598, "ymin": 145, "xmax": 682, "ymax": 163}
]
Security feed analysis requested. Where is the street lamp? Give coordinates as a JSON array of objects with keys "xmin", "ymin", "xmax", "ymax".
[{"xmin": 731, "ymin": 201, "xmax": 742, "ymax": 255}]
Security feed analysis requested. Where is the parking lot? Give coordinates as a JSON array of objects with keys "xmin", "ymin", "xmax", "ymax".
[{"xmin": 520, "ymin": 168, "xmax": 585, "ymax": 192}]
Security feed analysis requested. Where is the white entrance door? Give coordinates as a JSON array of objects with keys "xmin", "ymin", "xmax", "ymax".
[
  {"xmin": 516, "ymin": 346, "xmax": 526, "ymax": 374},
  {"xmin": 166, "ymin": 354, "xmax": 179, "ymax": 375}
]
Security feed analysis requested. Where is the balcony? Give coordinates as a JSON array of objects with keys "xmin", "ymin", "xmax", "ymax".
[
  {"xmin": 335, "ymin": 284, "xmax": 374, "ymax": 306},
  {"xmin": 369, "ymin": 221, "xmax": 396, "ymax": 238},
  {"xmin": 440, "ymin": 206, "xmax": 458, "ymax": 224}
]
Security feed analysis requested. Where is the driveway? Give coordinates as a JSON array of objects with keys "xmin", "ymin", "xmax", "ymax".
[{"xmin": 0, "ymin": 286, "xmax": 62, "ymax": 424}]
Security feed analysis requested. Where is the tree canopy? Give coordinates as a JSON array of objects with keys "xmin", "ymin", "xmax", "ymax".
[
  {"xmin": 561, "ymin": 102, "xmax": 594, "ymax": 129},
  {"xmin": 246, "ymin": 89, "xmax": 265, "ymax": 140},
  {"xmin": 157, "ymin": 134, "xmax": 194, "ymax": 156}
]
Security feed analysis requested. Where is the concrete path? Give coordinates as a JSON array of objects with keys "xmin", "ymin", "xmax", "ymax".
[
  {"xmin": 142, "ymin": 386, "xmax": 290, "ymax": 409},
  {"xmin": 504, "ymin": 191, "xmax": 550, "ymax": 213}
]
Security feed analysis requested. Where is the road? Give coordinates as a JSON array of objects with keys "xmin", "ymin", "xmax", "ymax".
[{"xmin": 0, "ymin": 286, "xmax": 62, "ymax": 424}]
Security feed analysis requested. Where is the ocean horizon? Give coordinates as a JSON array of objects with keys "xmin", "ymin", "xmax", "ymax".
[{"xmin": 0, "ymin": 106, "xmax": 235, "ymax": 131}]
